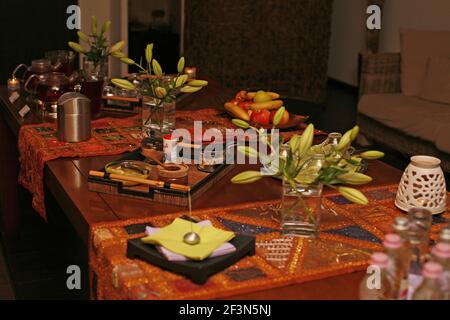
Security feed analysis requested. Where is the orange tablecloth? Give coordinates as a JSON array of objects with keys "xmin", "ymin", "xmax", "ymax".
[{"xmin": 89, "ymin": 185, "xmax": 449, "ymax": 300}]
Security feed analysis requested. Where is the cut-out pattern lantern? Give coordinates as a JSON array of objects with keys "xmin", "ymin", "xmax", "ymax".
[{"xmin": 396, "ymin": 156, "xmax": 447, "ymax": 215}]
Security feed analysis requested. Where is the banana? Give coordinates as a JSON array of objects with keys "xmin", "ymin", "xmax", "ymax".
[
  {"xmin": 247, "ymin": 92, "xmax": 280, "ymax": 100},
  {"xmin": 250, "ymin": 100, "xmax": 283, "ymax": 111},
  {"xmin": 224, "ymin": 102, "xmax": 250, "ymax": 121}
]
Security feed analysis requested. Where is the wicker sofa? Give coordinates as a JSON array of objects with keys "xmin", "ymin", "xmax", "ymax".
[{"xmin": 357, "ymin": 52, "xmax": 450, "ymax": 172}]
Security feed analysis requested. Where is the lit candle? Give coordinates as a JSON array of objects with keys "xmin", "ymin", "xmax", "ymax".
[
  {"xmin": 184, "ymin": 67, "xmax": 197, "ymax": 80},
  {"xmin": 7, "ymin": 77, "xmax": 20, "ymax": 91}
]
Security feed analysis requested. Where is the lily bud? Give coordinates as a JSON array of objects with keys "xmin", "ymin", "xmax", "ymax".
[
  {"xmin": 175, "ymin": 74, "xmax": 188, "ymax": 88},
  {"xmin": 77, "ymin": 31, "xmax": 89, "ymax": 43},
  {"xmin": 336, "ymin": 129, "xmax": 352, "ymax": 151},
  {"xmin": 231, "ymin": 119, "xmax": 250, "ymax": 129},
  {"xmin": 68, "ymin": 42, "xmax": 85, "ymax": 54},
  {"xmin": 101, "ymin": 20, "xmax": 111, "ymax": 34},
  {"xmin": 111, "ymin": 51, "xmax": 125, "ymax": 59},
  {"xmin": 231, "ymin": 171, "xmax": 263, "ymax": 184},
  {"xmin": 110, "ymin": 41, "xmax": 125, "ymax": 53},
  {"xmin": 272, "ymin": 107, "xmax": 285, "ymax": 127},
  {"xmin": 338, "ymin": 187, "xmax": 369, "ymax": 205},
  {"xmin": 337, "ymin": 172, "xmax": 372, "ymax": 185},
  {"xmin": 111, "ymin": 78, "xmax": 136, "ymax": 90},
  {"xmin": 177, "ymin": 57, "xmax": 185, "ymax": 74},
  {"xmin": 91, "ymin": 16, "xmax": 97, "ymax": 36},
  {"xmin": 360, "ymin": 150, "xmax": 385, "ymax": 160},
  {"xmin": 180, "ymin": 86, "xmax": 202, "ymax": 93},
  {"xmin": 237, "ymin": 146, "xmax": 259, "ymax": 159},
  {"xmin": 289, "ymin": 134, "xmax": 300, "ymax": 153},
  {"xmin": 155, "ymin": 87, "xmax": 167, "ymax": 99},
  {"xmin": 298, "ymin": 124, "xmax": 314, "ymax": 157},
  {"xmin": 350, "ymin": 125, "xmax": 360, "ymax": 141},
  {"xmin": 145, "ymin": 44, "xmax": 153, "ymax": 63},
  {"xmin": 152, "ymin": 59, "xmax": 163, "ymax": 76},
  {"xmin": 120, "ymin": 57, "xmax": 135, "ymax": 65},
  {"xmin": 187, "ymin": 80, "xmax": 208, "ymax": 87}
]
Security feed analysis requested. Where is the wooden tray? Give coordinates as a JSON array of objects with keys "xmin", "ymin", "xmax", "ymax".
[
  {"xmin": 127, "ymin": 233, "xmax": 256, "ymax": 284},
  {"xmin": 88, "ymin": 149, "xmax": 234, "ymax": 207}
]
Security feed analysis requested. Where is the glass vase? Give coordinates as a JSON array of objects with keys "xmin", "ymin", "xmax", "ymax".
[
  {"xmin": 79, "ymin": 58, "xmax": 108, "ymax": 118},
  {"xmin": 141, "ymin": 96, "xmax": 176, "ymax": 148},
  {"xmin": 281, "ymin": 178, "xmax": 323, "ymax": 238}
]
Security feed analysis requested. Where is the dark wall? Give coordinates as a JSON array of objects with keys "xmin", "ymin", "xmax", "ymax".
[
  {"xmin": 185, "ymin": 0, "xmax": 334, "ymax": 103},
  {"xmin": 0, "ymin": 0, "xmax": 77, "ymax": 82}
]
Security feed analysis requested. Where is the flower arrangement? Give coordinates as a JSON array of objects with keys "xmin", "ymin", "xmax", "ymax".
[
  {"xmin": 68, "ymin": 16, "xmax": 125, "ymax": 68},
  {"xmin": 110, "ymin": 43, "xmax": 208, "ymax": 103},
  {"xmin": 230, "ymin": 112, "xmax": 385, "ymax": 206}
]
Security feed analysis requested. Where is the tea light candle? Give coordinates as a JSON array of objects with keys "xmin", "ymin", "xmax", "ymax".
[
  {"xmin": 7, "ymin": 77, "xmax": 20, "ymax": 91},
  {"xmin": 184, "ymin": 67, "xmax": 197, "ymax": 80}
]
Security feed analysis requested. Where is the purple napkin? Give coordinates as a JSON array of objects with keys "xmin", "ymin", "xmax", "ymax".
[{"xmin": 145, "ymin": 220, "xmax": 236, "ymax": 261}]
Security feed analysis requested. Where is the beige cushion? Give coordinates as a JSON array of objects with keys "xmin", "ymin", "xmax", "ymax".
[
  {"xmin": 400, "ymin": 28, "xmax": 450, "ymax": 96},
  {"xmin": 358, "ymin": 94, "xmax": 450, "ymax": 153},
  {"xmin": 420, "ymin": 56, "xmax": 450, "ymax": 105}
]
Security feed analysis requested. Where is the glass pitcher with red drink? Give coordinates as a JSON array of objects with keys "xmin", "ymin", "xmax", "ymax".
[
  {"xmin": 78, "ymin": 58, "xmax": 108, "ymax": 118},
  {"xmin": 45, "ymin": 50, "xmax": 76, "ymax": 77},
  {"xmin": 24, "ymin": 72, "xmax": 74, "ymax": 117}
]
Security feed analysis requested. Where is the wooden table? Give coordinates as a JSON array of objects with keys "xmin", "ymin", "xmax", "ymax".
[{"xmin": 0, "ymin": 82, "xmax": 403, "ymax": 299}]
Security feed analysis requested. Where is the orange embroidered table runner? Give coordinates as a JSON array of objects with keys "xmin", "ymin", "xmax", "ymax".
[
  {"xmin": 89, "ymin": 185, "xmax": 449, "ymax": 300},
  {"xmin": 18, "ymin": 116, "xmax": 143, "ymax": 219},
  {"xmin": 17, "ymin": 108, "xmax": 319, "ymax": 220}
]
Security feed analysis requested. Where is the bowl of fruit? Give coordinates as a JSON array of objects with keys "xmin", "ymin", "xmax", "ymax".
[{"xmin": 224, "ymin": 90, "xmax": 306, "ymax": 130}]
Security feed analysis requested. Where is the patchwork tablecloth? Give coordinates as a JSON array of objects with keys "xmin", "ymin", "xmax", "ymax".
[{"xmin": 89, "ymin": 184, "xmax": 449, "ymax": 300}]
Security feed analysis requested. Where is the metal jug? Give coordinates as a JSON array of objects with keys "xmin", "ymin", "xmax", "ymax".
[{"xmin": 57, "ymin": 92, "xmax": 91, "ymax": 142}]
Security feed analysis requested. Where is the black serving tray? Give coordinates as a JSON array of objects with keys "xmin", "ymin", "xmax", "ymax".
[
  {"xmin": 87, "ymin": 149, "xmax": 234, "ymax": 207},
  {"xmin": 127, "ymin": 234, "xmax": 256, "ymax": 284}
]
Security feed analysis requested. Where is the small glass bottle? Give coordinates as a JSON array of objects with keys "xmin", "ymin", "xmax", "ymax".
[
  {"xmin": 359, "ymin": 252, "xmax": 395, "ymax": 300},
  {"xmin": 392, "ymin": 217, "xmax": 410, "ymax": 242},
  {"xmin": 383, "ymin": 234, "xmax": 410, "ymax": 299},
  {"xmin": 431, "ymin": 243, "xmax": 450, "ymax": 299},
  {"xmin": 319, "ymin": 132, "xmax": 342, "ymax": 159},
  {"xmin": 412, "ymin": 262, "xmax": 445, "ymax": 300},
  {"xmin": 322, "ymin": 132, "xmax": 342, "ymax": 147},
  {"xmin": 438, "ymin": 226, "xmax": 450, "ymax": 244},
  {"xmin": 408, "ymin": 207, "xmax": 432, "ymax": 263}
]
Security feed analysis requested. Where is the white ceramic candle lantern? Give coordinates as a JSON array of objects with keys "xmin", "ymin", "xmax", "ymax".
[{"xmin": 395, "ymin": 156, "xmax": 447, "ymax": 215}]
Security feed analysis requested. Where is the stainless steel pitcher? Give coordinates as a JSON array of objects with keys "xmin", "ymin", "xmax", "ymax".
[{"xmin": 57, "ymin": 92, "xmax": 91, "ymax": 142}]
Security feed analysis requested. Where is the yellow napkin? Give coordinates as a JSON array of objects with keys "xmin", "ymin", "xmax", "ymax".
[{"xmin": 141, "ymin": 218, "xmax": 235, "ymax": 261}]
